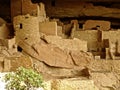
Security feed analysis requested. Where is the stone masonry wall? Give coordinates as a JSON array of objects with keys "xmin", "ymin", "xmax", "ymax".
[
  {"xmin": 13, "ymin": 15, "xmax": 40, "ymax": 46},
  {"xmin": 74, "ymin": 30, "xmax": 99, "ymax": 51}
]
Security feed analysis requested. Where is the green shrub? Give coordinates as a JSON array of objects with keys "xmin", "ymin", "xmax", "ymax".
[{"xmin": 4, "ymin": 67, "xmax": 44, "ymax": 90}]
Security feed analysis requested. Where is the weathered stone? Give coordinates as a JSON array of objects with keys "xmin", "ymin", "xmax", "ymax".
[
  {"xmin": 89, "ymin": 60, "xmax": 112, "ymax": 72},
  {"xmin": 70, "ymin": 51, "xmax": 93, "ymax": 66},
  {"xmin": 94, "ymin": 56, "xmax": 101, "ymax": 60},
  {"xmin": 57, "ymin": 26, "xmax": 63, "ymax": 37},
  {"xmin": 102, "ymin": 30, "xmax": 120, "ymax": 43},
  {"xmin": 87, "ymin": 60, "xmax": 120, "ymax": 89},
  {"xmin": 4, "ymin": 55, "xmax": 33, "ymax": 71},
  {"xmin": 74, "ymin": 30, "xmax": 99, "ymax": 52},
  {"xmin": 33, "ymin": 59, "xmax": 89, "ymax": 79},
  {"xmin": 3, "ymin": 58, "xmax": 11, "ymax": 72},
  {"xmin": 39, "ymin": 21, "xmax": 57, "ymax": 35},
  {"xmin": 91, "ymin": 72, "xmax": 119, "ymax": 90},
  {"xmin": 1, "ymin": 50, "xmax": 10, "ymax": 57},
  {"xmin": 18, "ymin": 36, "xmax": 94, "ymax": 69},
  {"xmin": 18, "ymin": 39, "xmax": 74, "ymax": 68},
  {"xmin": 71, "ymin": 20, "xmax": 79, "ymax": 30},
  {"xmin": 4, "ymin": 38, "xmax": 16, "ymax": 49},
  {"xmin": 0, "ymin": 56, "xmax": 4, "ymax": 72},
  {"xmin": 38, "ymin": 3, "xmax": 47, "ymax": 22},
  {"xmin": 105, "ymin": 48, "xmax": 111, "ymax": 60},
  {"xmin": 51, "ymin": 79, "xmax": 99, "ymax": 90},
  {"xmin": 117, "ymin": 40, "xmax": 120, "ymax": 54},
  {"xmin": 13, "ymin": 15, "xmax": 40, "ymax": 46},
  {"xmin": 43, "ymin": 35, "xmax": 87, "ymax": 52},
  {"xmin": 32, "ymin": 42, "xmax": 74, "ymax": 68},
  {"xmin": 63, "ymin": 24, "xmax": 72, "ymax": 35},
  {"xmin": 0, "ymin": 38, "xmax": 17, "ymax": 56}
]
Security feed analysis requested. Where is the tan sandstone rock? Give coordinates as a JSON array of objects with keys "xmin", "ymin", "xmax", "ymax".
[
  {"xmin": 4, "ymin": 55, "xmax": 33, "ymax": 72},
  {"xmin": 32, "ymin": 42, "xmax": 74, "ymax": 68},
  {"xmin": 51, "ymin": 78, "xmax": 99, "ymax": 90},
  {"xmin": 42, "ymin": 35, "xmax": 87, "ymax": 52},
  {"xmin": 70, "ymin": 51, "xmax": 93, "ymax": 67}
]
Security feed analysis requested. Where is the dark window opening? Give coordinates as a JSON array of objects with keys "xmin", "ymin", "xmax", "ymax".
[
  {"xmin": 17, "ymin": 46, "xmax": 22, "ymax": 52},
  {"xmin": 79, "ymin": 23, "xmax": 83, "ymax": 29},
  {"xmin": 51, "ymin": 0, "xmax": 55, "ymax": 6},
  {"xmin": 24, "ymin": 37, "xmax": 28, "ymax": 40},
  {"xmin": 102, "ymin": 48, "xmax": 106, "ymax": 52},
  {"xmin": 20, "ymin": 23, "xmax": 22, "ymax": 29},
  {"xmin": 25, "ymin": 16, "xmax": 29, "ymax": 19}
]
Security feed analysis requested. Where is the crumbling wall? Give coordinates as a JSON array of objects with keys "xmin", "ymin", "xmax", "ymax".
[
  {"xmin": 39, "ymin": 21, "xmax": 57, "ymax": 35},
  {"xmin": 11, "ymin": 0, "xmax": 46, "ymax": 22},
  {"xmin": 38, "ymin": 3, "xmax": 47, "ymax": 22},
  {"xmin": 102, "ymin": 30, "xmax": 120, "ymax": 43},
  {"xmin": 13, "ymin": 15, "xmax": 40, "ymax": 46}
]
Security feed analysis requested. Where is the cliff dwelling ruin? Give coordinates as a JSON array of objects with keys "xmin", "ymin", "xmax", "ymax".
[{"xmin": 0, "ymin": 0, "xmax": 120, "ymax": 90}]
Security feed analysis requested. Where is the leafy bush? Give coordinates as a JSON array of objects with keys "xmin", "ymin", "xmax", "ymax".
[{"xmin": 4, "ymin": 67, "xmax": 44, "ymax": 90}]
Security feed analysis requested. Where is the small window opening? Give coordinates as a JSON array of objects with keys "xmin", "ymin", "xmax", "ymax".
[
  {"xmin": 24, "ymin": 37, "xmax": 28, "ymax": 40},
  {"xmin": 79, "ymin": 23, "xmax": 83, "ymax": 29},
  {"xmin": 20, "ymin": 23, "xmax": 22, "ymax": 29},
  {"xmin": 17, "ymin": 46, "xmax": 22, "ymax": 52}
]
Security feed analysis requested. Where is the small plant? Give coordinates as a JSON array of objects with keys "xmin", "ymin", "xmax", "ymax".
[{"xmin": 4, "ymin": 67, "xmax": 44, "ymax": 90}]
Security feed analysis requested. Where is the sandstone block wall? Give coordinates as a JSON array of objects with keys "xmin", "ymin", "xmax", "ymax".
[
  {"xmin": 38, "ymin": 3, "xmax": 46, "ymax": 17},
  {"xmin": 13, "ymin": 15, "xmax": 40, "ymax": 46},
  {"xmin": 102, "ymin": 30, "xmax": 120, "ymax": 43},
  {"xmin": 39, "ymin": 21, "xmax": 57, "ymax": 35},
  {"xmin": 3, "ymin": 38, "xmax": 16, "ymax": 49},
  {"xmin": 38, "ymin": 3, "xmax": 47, "ymax": 22},
  {"xmin": 3, "ymin": 55, "xmax": 33, "ymax": 72},
  {"xmin": 74, "ymin": 30, "xmax": 99, "ymax": 51},
  {"xmin": 57, "ymin": 26, "xmax": 63, "ymax": 36},
  {"xmin": 52, "ymin": 79, "xmax": 99, "ymax": 90},
  {"xmin": 117, "ymin": 40, "xmax": 120, "ymax": 54}
]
